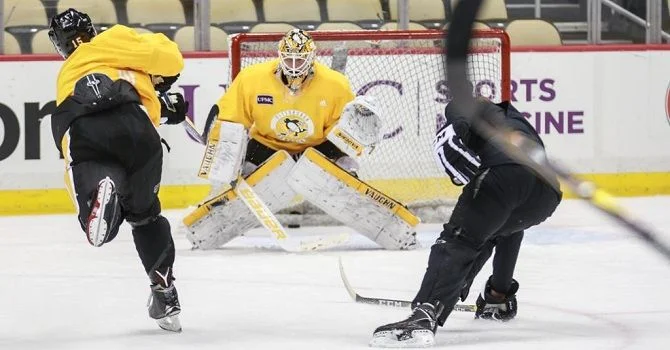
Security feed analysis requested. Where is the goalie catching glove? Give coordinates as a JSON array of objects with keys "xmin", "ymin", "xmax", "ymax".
[
  {"xmin": 327, "ymin": 94, "xmax": 382, "ymax": 159},
  {"xmin": 433, "ymin": 124, "xmax": 481, "ymax": 186}
]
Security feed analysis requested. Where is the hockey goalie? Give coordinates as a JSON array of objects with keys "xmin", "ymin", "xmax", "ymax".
[{"xmin": 182, "ymin": 29, "xmax": 418, "ymax": 250}]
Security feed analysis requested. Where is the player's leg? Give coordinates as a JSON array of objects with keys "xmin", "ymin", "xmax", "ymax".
[
  {"xmin": 370, "ymin": 165, "xmax": 536, "ymax": 347},
  {"xmin": 474, "ymin": 176, "xmax": 561, "ymax": 321},
  {"xmin": 119, "ymin": 105, "xmax": 180, "ymax": 332},
  {"xmin": 458, "ymin": 239, "xmax": 496, "ymax": 301},
  {"xmin": 67, "ymin": 160, "xmax": 126, "ymax": 246},
  {"xmin": 475, "ymin": 231, "xmax": 523, "ymax": 321},
  {"xmin": 63, "ymin": 118, "xmax": 127, "ymax": 247}
]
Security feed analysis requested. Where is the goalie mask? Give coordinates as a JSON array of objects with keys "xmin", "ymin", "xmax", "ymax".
[
  {"xmin": 278, "ymin": 29, "xmax": 316, "ymax": 91},
  {"xmin": 48, "ymin": 8, "xmax": 97, "ymax": 59}
]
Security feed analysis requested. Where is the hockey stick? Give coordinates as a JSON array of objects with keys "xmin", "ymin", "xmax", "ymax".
[
  {"xmin": 235, "ymin": 178, "xmax": 350, "ymax": 252},
  {"xmin": 158, "ymin": 91, "xmax": 208, "ymax": 145},
  {"xmin": 182, "ymin": 117, "xmax": 206, "ymax": 145},
  {"xmin": 338, "ymin": 257, "xmax": 476, "ymax": 312},
  {"xmin": 447, "ymin": 1, "xmax": 670, "ymax": 262}
]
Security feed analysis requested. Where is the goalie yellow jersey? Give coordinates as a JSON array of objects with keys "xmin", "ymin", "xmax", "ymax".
[
  {"xmin": 55, "ymin": 25, "xmax": 184, "ymax": 126},
  {"xmin": 215, "ymin": 59, "xmax": 355, "ymax": 153}
]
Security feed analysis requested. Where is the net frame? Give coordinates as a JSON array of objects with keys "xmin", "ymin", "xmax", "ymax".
[
  {"xmin": 230, "ymin": 30, "xmax": 510, "ymax": 95},
  {"xmin": 228, "ymin": 29, "xmax": 511, "ymax": 223}
]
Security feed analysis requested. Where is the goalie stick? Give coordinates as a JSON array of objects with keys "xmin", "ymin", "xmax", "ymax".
[
  {"xmin": 235, "ymin": 178, "xmax": 350, "ymax": 252},
  {"xmin": 337, "ymin": 257, "xmax": 476, "ymax": 312},
  {"xmin": 447, "ymin": 0, "xmax": 670, "ymax": 262}
]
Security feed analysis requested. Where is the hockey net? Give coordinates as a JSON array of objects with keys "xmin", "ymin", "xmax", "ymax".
[{"xmin": 228, "ymin": 30, "xmax": 510, "ymax": 224}]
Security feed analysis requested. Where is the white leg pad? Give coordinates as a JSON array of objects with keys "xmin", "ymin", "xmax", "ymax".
[
  {"xmin": 287, "ymin": 148, "xmax": 419, "ymax": 250},
  {"xmin": 183, "ymin": 151, "xmax": 298, "ymax": 249}
]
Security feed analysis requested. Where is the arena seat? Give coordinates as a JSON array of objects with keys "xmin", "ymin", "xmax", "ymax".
[
  {"xmin": 314, "ymin": 22, "xmax": 371, "ymax": 49},
  {"xmin": 3, "ymin": 0, "xmax": 48, "ymax": 26},
  {"xmin": 380, "ymin": 22, "xmax": 428, "ymax": 31},
  {"xmin": 263, "ymin": 0, "xmax": 321, "ymax": 22},
  {"xmin": 378, "ymin": 22, "xmax": 431, "ymax": 48},
  {"xmin": 326, "ymin": 0, "xmax": 384, "ymax": 29},
  {"xmin": 250, "ymin": 23, "xmax": 297, "ymax": 34},
  {"xmin": 442, "ymin": 21, "xmax": 491, "ymax": 30},
  {"xmin": 316, "ymin": 22, "xmax": 364, "ymax": 31},
  {"xmin": 126, "ymin": 0, "xmax": 185, "ymax": 37},
  {"xmin": 31, "ymin": 29, "xmax": 57, "ymax": 54},
  {"xmin": 173, "ymin": 26, "xmax": 229, "ymax": 52},
  {"xmin": 451, "ymin": 0, "xmax": 508, "ymax": 21},
  {"xmin": 505, "ymin": 19, "xmax": 563, "ymax": 46},
  {"xmin": 3, "ymin": 31, "xmax": 22, "ymax": 54},
  {"xmin": 211, "ymin": 0, "xmax": 257, "ymax": 22},
  {"xmin": 3, "ymin": 0, "xmax": 49, "ymax": 53},
  {"xmin": 388, "ymin": 0, "xmax": 446, "ymax": 29}
]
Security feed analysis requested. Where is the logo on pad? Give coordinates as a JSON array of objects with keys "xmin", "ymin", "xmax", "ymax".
[{"xmin": 257, "ymin": 95, "xmax": 273, "ymax": 105}]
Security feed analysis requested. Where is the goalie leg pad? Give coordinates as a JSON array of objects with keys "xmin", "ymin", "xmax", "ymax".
[
  {"xmin": 287, "ymin": 148, "xmax": 419, "ymax": 250},
  {"xmin": 184, "ymin": 150, "xmax": 298, "ymax": 249}
]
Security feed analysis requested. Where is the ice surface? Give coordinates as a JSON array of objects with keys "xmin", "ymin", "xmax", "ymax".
[{"xmin": 1, "ymin": 197, "xmax": 669, "ymax": 349}]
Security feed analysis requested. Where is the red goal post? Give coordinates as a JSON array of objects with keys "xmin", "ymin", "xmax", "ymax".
[{"xmin": 228, "ymin": 29, "xmax": 511, "ymax": 218}]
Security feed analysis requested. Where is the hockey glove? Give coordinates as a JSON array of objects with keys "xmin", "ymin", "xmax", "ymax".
[
  {"xmin": 159, "ymin": 92, "xmax": 188, "ymax": 125},
  {"xmin": 152, "ymin": 74, "xmax": 180, "ymax": 93},
  {"xmin": 433, "ymin": 124, "xmax": 481, "ymax": 186}
]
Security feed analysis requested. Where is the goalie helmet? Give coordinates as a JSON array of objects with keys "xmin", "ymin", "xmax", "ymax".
[
  {"xmin": 48, "ymin": 8, "xmax": 97, "ymax": 59},
  {"xmin": 277, "ymin": 29, "xmax": 316, "ymax": 91}
]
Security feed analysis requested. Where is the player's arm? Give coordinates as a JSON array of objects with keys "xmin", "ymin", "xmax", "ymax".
[
  {"xmin": 136, "ymin": 31, "xmax": 184, "ymax": 77},
  {"xmin": 98, "ymin": 26, "xmax": 184, "ymax": 77}
]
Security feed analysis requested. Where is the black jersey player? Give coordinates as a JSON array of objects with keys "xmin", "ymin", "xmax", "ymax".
[
  {"xmin": 48, "ymin": 8, "xmax": 187, "ymax": 332},
  {"xmin": 370, "ymin": 99, "xmax": 562, "ymax": 347}
]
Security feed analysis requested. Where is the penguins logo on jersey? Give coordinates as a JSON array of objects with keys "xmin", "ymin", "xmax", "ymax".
[{"xmin": 270, "ymin": 110, "xmax": 314, "ymax": 143}]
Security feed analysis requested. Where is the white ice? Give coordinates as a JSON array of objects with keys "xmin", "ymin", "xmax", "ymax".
[{"xmin": 1, "ymin": 197, "xmax": 669, "ymax": 350}]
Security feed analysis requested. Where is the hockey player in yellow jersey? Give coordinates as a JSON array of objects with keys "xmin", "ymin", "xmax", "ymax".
[
  {"xmin": 49, "ymin": 8, "xmax": 186, "ymax": 332},
  {"xmin": 184, "ymin": 29, "xmax": 419, "ymax": 251},
  {"xmin": 213, "ymin": 34, "xmax": 354, "ymax": 153}
]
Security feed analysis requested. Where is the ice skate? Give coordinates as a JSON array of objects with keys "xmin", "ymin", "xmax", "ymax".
[
  {"xmin": 86, "ymin": 176, "xmax": 121, "ymax": 247},
  {"xmin": 370, "ymin": 302, "xmax": 443, "ymax": 348},
  {"xmin": 475, "ymin": 278, "xmax": 519, "ymax": 321},
  {"xmin": 147, "ymin": 268, "xmax": 182, "ymax": 332}
]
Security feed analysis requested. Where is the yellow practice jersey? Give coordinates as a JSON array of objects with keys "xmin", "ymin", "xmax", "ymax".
[
  {"xmin": 214, "ymin": 59, "xmax": 355, "ymax": 153},
  {"xmin": 55, "ymin": 25, "xmax": 184, "ymax": 126}
]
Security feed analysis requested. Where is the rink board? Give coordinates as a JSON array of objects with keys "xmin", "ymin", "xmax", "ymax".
[{"xmin": 1, "ymin": 46, "xmax": 670, "ymax": 214}]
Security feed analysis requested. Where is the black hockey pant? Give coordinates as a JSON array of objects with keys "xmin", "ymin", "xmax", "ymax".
[
  {"xmin": 413, "ymin": 164, "xmax": 561, "ymax": 325},
  {"xmin": 62, "ymin": 103, "xmax": 175, "ymax": 277}
]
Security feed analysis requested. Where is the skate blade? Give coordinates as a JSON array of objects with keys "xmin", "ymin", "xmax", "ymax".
[
  {"xmin": 156, "ymin": 314, "xmax": 182, "ymax": 333},
  {"xmin": 87, "ymin": 177, "xmax": 113, "ymax": 247},
  {"xmin": 369, "ymin": 330, "xmax": 434, "ymax": 348}
]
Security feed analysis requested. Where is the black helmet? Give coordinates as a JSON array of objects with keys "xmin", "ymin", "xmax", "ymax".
[{"xmin": 48, "ymin": 8, "xmax": 97, "ymax": 59}]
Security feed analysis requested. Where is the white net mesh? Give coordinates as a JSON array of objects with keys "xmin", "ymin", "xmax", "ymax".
[{"xmin": 229, "ymin": 30, "xmax": 510, "ymax": 223}]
